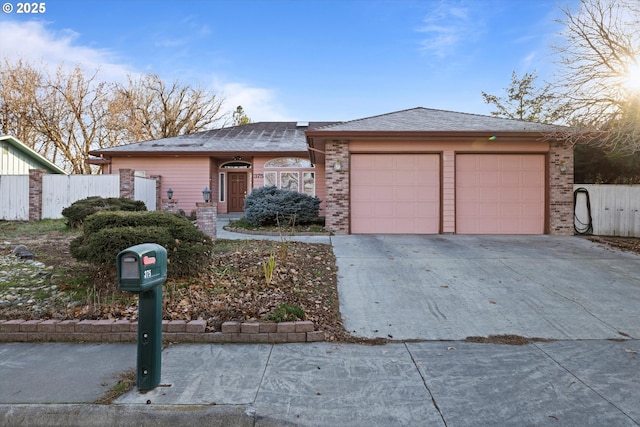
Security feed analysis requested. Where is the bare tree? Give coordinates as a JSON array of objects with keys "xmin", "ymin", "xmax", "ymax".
[
  {"xmin": 0, "ymin": 59, "xmax": 43, "ymax": 151},
  {"xmin": 481, "ymin": 70, "xmax": 568, "ymax": 124},
  {"xmin": 1, "ymin": 60, "xmax": 115, "ymax": 173},
  {"xmin": 552, "ymin": 0, "xmax": 640, "ymax": 154},
  {"xmin": 111, "ymin": 73, "xmax": 225, "ymax": 142},
  {"xmin": 1, "ymin": 60, "xmax": 227, "ymax": 173}
]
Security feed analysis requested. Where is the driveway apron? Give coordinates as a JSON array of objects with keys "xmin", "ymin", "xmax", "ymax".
[{"xmin": 332, "ymin": 235, "xmax": 640, "ymax": 341}]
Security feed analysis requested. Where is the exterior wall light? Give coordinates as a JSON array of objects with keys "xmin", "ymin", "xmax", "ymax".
[
  {"xmin": 559, "ymin": 161, "xmax": 567, "ymax": 173},
  {"xmin": 167, "ymin": 188, "xmax": 173, "ymax": 200},
  {"xmin": 202, "ymin": 187, "xmax": 211, "ymax": 203},
  {"xmin": 334, "ymin": 160, "xmax": 342, "ymax": 172}
]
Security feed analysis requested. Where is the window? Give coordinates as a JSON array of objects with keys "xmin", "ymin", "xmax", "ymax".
[
  {"xmin": 265, "ymin": 157, "xmax": 312, "ymax": 168},
  {"xmin": 219, "ymin": 172, "xmax": 225, "ymax": 202},
  {"xmin": 221, "ymin": 161, "xmax": 251, "ymax": 168},
  {"xmin": 263, "ymin": 157, "xmax": 314, "ymax": 194},
  {"xmin": 264, "ymin": 171, "xmax": 277, "ymax": 187},
  {"xmin": 280, "ymin": 172, "xmax": 299, "ymax": 192}
]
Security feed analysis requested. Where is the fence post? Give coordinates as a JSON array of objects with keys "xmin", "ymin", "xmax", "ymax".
[
  {"xmin": 29, "ymin": 169, "xmax": 45, "ymax": 221},
  {"xmin": 196, "ymin": 202, "xmax": 217, "ymax": 241},
  {"xmin": 119, "ymin": 169, "xmax": 135, "ymax": 200}
]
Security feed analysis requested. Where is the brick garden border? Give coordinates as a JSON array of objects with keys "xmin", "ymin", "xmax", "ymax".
[{"xmin": 0, "ymin": 319, "xmax": 323, "ymax": 343}]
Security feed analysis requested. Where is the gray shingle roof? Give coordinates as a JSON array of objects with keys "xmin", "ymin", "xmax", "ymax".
[
  {"xmin": 313, "ymin": 107, "xmax": 567, "ymax": 132},
  {"xmin": 91, "ymin": 122, "xmax": 339, "ymax": 155}
]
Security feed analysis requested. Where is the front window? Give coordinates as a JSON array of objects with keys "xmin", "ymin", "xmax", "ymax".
[{"xmin": 264, "ymin": 157, "xmax": 315, "ymax": 196}]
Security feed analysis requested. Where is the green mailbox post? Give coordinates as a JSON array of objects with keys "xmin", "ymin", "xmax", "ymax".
[{"xmin": 117, "ymin": 243, "xmax": 167, "ymax": 391}]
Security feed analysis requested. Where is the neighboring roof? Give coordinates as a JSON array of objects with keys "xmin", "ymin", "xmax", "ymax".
[
  {"xmin": 0, "ymin": 135, "xmax": 67, "ymax": 175},
  {"xmin": 90, "ymin": 122, "xmax": 340, "ymax": 156},
  {"xmin": 310, "ymin": 107, "xmax": 567, "ymax": 133}
]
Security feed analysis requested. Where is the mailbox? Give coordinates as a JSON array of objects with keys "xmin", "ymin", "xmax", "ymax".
[
  {"xmin": 116, "ymin": 243, "xmax": 167, "ymax": 391},
  {"xmin": 117, "ymin": 243, "xmax": 167, "ymax": 292}
]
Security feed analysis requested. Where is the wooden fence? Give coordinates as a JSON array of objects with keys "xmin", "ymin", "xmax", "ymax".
[
  {"xmin": 574, "ymin": 184, "xmax": 640, "ymax": 237},
  {"xmin": 0, "ymin": 173, "xmax": 157, "ymax": 221},
  {"xmin": 0, "ymin": 175, "xmax": 29, "ymax": 220}
]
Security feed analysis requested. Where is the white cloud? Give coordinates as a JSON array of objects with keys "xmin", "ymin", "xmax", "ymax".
[
  {"xmin": 416, "ymin": 1, "xmax": 482, "ymax": 58},
  {"xmin": 0, "ymin": 20, "xmax": 134, "ymax": 82},
  {"xmin": 212, "ymin": 80, "xmax": 294, "ymax": 122},
  {"xmin": 520, "ymin": 51, "xmax": 537, "ymax": 71}
]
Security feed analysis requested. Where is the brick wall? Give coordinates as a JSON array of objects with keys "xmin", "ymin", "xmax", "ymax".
[
  {"xmin": 324, "ymin": 140, "xmax": 350, "ymax": 234},
  {"xmin": 0, "ymin": 319, "xmax": 323, "ymax": 343},
  {"xmin": 548, "ymin": 140, "xmax": 574, "ymax": 235}
]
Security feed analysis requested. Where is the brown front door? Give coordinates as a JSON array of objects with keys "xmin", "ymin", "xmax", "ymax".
[{"xmin": 228, "ymin": 172, "xmax": 248, "ymax": 212}]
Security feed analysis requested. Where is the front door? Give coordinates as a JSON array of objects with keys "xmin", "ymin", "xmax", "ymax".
[{"xmin": 228, "ymin": 172, "xmax": 248, "ymax": 212}]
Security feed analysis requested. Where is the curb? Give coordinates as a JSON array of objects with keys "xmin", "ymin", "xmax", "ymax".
[
  {"xmin": 0, "ymin": 319, "xmax": 324, "ymax": 343},
  {"xmin": 0, "ymin": 404, "xmax": 262, "ymax": 427}
]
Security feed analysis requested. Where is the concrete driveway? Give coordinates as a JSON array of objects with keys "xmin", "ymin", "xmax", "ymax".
[{"xmin": 332, "ymin": 235, "xmax": 640, "ymax": 341}]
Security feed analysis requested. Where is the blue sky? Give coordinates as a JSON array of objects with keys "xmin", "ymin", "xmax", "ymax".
[{"xmin": 0, "ymin": 0, "xmax": 577, "ymax": 122}]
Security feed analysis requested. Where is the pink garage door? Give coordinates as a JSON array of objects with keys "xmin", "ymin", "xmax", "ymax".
[
  {"xmin": 456, "ymin": 154, "xmax": 545, "ymax": 234},
  {"xmin": 351, "ymin": 154, "xmax": 440, "ymax": 234}
]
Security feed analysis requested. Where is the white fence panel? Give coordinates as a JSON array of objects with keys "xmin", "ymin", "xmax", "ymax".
[
  {"xmin": 42, "ymin": 175, "xmax": 119, "ymax": 219},
  {"xmin": 574, "ymin": 184, "xmax": 640, "ymax": 237},
  {"xmin": 134, "ymin": 176, "xmax": 157, "ymax": 211},
  {"xmin": 0, "ymin": 175, "xmax": 29, "ymax": 220}
]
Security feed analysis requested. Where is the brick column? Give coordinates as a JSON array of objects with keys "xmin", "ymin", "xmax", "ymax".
[
  {"xmin": 324, "ymin": 140, "xmax": 350, "ymax": 234},
  {"xmin": 548, "ymin": 140, "xmax": 574, "ymax": 235},
  {"xmin": 162, "ymin": 199, "xmax": 180, "ymax": 213},
  {"xmin": 196, "ymin": 202, "xmax": 217, "ymax": 240},
  {"xmin": 28, "ymin": 169, "xmax": 45, "ymax": 221},
  {"xmin": 119, "ymin": 169, "xmax": 135, "ymax": 199}
]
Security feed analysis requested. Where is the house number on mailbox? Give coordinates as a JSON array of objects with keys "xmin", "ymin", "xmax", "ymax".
[{"xmin": 144, "ymin": 269, "xmax": 152, "ymax": 279}]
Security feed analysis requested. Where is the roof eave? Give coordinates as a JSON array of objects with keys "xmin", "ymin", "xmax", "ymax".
[
  {"xmin": 88, "ymin": 149, "xmax": 309, "ymax": 157},
  {"xmin": 0, "ymin": 135, "xmax": 68, "ymax": 175},
  {"xmin": 304, "ymin": 130, "xmax": 558, "ymax": 139}
]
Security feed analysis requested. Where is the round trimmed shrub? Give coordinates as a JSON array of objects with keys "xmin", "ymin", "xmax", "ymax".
[
  {"xmin": 70, "ymin": 211, "xmax": 213, "ymax": 278},
  {"xmin": 244, "ymin": 186, "xmax": 321, "ymax": 227},
  {"xmin": 62, "ymin": 196, "xmax": 147, "ymax": 228}
]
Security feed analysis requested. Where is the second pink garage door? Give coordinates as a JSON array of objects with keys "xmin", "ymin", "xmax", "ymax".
[
  {"xmin": 351, "ymin": 154, "xmax": 440, "ymax": 234},
  {"xmin": 456, "ymin": 154, "xmax": 545, "ymax": 234}
]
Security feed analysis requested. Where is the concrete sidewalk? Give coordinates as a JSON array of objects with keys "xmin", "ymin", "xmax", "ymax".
[{"xmin": 1, "ymin": 340, "xmax": 639, "ymax": 426}]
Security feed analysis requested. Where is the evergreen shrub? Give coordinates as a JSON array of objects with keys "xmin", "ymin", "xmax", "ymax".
[
  {"xmin": 70, "ymin": 211, "xmax": 213, "ymax": 278},
  {"xmin": 62, "ymin": 196, "xmax": 147, "ymax": 228},
  {"xmin": 243, "ymin": 186, "xmax": 321, "ymax": 227}
]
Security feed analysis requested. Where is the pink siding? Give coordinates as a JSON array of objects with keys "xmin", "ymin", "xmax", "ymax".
[
  {"xmin": 456, "ymin": 154, "xmax": 545, "ymax": 234},
  {"xmin": 351, "ymin": 154, "xmax": 440, "ymax": 234},
  {"xmin": 109, "ymin": 157, "xmax": 210, "ymax": 214}
]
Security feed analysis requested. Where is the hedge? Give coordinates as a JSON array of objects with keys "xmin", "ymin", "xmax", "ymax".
[
  {"xmin": 70, "ymin": 211, "xmax": 213, "ymax": 278},
  {"xmin": 62, "ymin": 196, "xmax": 147, "ymax": 228}
]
